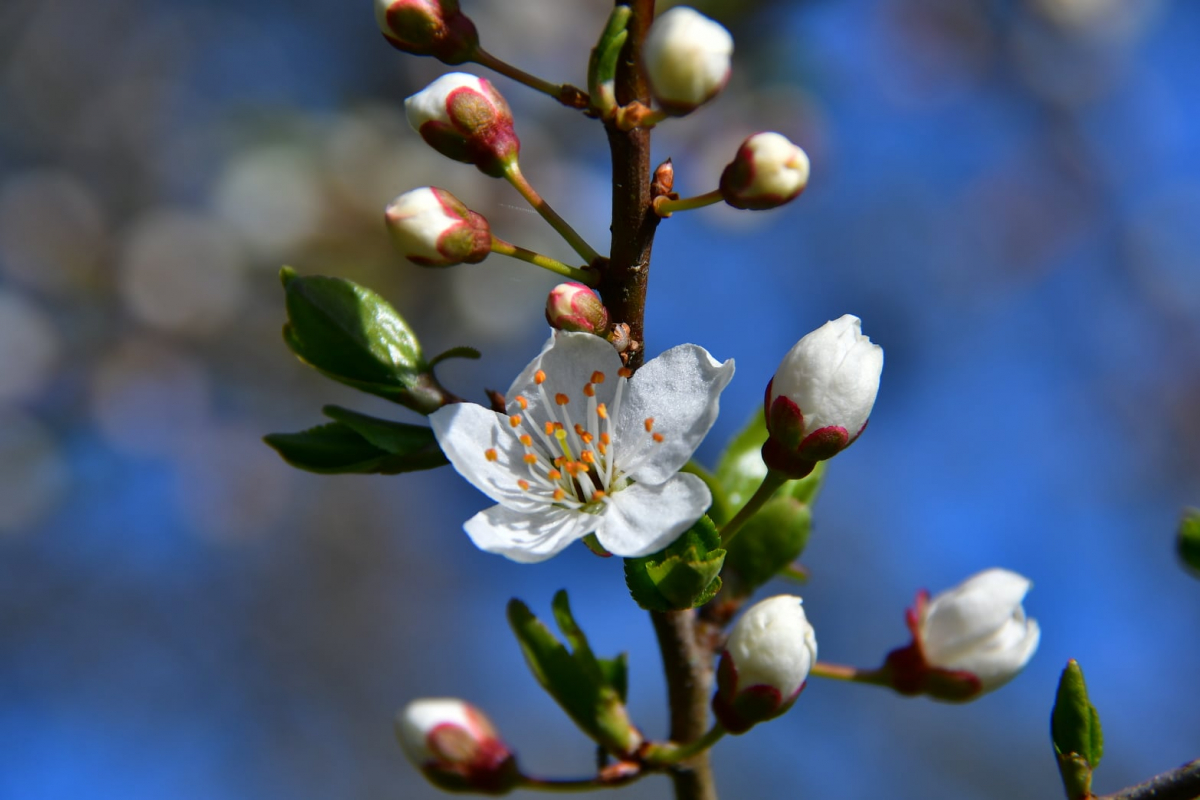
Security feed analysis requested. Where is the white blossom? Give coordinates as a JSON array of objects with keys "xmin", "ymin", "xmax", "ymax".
[
  {"xmin": 918, "ymin": 568, "xmax": 1041, "ymax": 692},
  {"xmin": 642, "ymin": 7, "xmax": 733, "ymax": 115},
  {"xmin": 431, "ymin": 331, "xmax": 734, "ymax": 562}
]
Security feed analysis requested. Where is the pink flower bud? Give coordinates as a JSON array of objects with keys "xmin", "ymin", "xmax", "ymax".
[
  {"xmin": 642, "ymin": 7, "xmax": 733, "ymax": 116},
  {"xmin": 762, "ymin": 315, "xmax": 883, "ymax": 478},
  {"xmin": 405, "ymin": 73, "xmax": 519, "ymax": 178},
  {"xmin": 385, "ymin": 187, "xmax": 491, "ymax": 267},
  {"xmin": 719, "ymin": 132, "xmax": 810, "ymax": 210},
  {"xmin": 713, "ymin": 595, "xmax": 817, "ymax": 734},
  {"xmin": 374, "ymin": 0, "xmax": 479, "ymax": 64},
  {"xmin": 545, "ymin": 282, "xmax": 608, "ymax": 335},
  {"xmin": 396, "ymin": 698, "xmax": 519, "ymax": 795},
  {"xmin": 884, "ymin": 569, "xmax": 1040, "ymax": 702}
]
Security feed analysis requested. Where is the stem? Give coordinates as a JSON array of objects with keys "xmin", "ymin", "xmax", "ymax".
[
  {"xmin": 719, "ymin": 470, "xmax": 788, "ymax": 545},
  {"xmin": 1097, "ymin": 759, "xmax": 1200, "ymax": 800},
  {"xmin": 490, "ymin": 237, "xmax": 599, "ymax": 285},
  {"xmin": 473, "ymin": 48, "xmax": 589, "ymax": 109},
  {"xmin": 642, "ymin": 724, "xmax": 727, "ymax": 767},
  {"xmin": 809, "ymin": 661, "xmax": 890, "ymax": 686},
  {"xmin": 518, "ymin": 767, "xmax": 643, "ymax": 793},
  {"xmin": 503, "ymin": 162, "xmax": 604, "ymax": 266},
  {"xmin": 655, "ymin": 190, "xmax": 723, "ymax": 216},
  {"xmin": 650, "ymin": 610, "xmax": 719, "ymax": 800}
]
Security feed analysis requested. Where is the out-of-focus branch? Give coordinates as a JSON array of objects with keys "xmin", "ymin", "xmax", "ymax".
[{"xmin": 1097, "ymin": 759, "xmax": 1200, "ymax": 800}]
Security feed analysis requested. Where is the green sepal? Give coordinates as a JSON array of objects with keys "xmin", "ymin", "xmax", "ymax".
[
  {"xmin": 715, "ymin": 409, "xmax": 828, "ymax": 511},
  {"xmin": 1178, "ymin": 508, "xmax": 1200, "ymax": 577},
  {"xmin": 280, "ymin": 267, "xmax": 450, "ymax": 414},
  {"xmin": 507, "ymin": 591, "xmax": 641, "ymax": 756},
  {"xmin": 1051, "ymin": 660, "xmax": 1103, "ymax": 799},
  {"xmin": 723, "ymin": 496, "xmax": 812, "ymax": 595},
  {"xmin": 587, "ymin": 6, "xmax": 630, "ymax": 118},
  {"xmin": 624, "ymin": 515, "xmax": 725, "ymax": 611},
  {"xmin": 264, "ymin": 406, "xmax": 448, "ymax": 475}
]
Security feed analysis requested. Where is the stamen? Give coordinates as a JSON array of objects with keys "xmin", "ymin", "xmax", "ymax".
[
  {"xmin": 510, "ymin": 415, "xmax": 522, "ymax": 428},
  {"xmin": 518, "ymin": 479, "xmax": 531, "ymax": 491},
  {"xmin": 534, "ymin": 370, "xmax": 546, "ymax": 384},
  {"xmin": 644, "ymin": 417, "xmax": 655, "ymax": 432},
  {"xmin": 591, "ymin": 371, "xmax": 606, "ymax": 384},
  {"xmin": 600, "ymin": 433, "xmax": 612, "ymax": 445},
  {"xmin": 519, "ymin": 434, "xmax": 533, "ymax": 447},
  {"xmin": 553, "ymin": 488, "xmax": 566, "ymax": 501},
  {"xmin": 580, "ymin": 432, "xmax": 594, "ymax": 444},
  {"xmin": 485, "ymin": 448, "xmax": 498, "ymax": 461},
  {"xmin": 555, "ymin": 393, "xmax": 570, "ymax": 405},
  {"xmin": 544, "ymin": 421, "xmax": 556, "ymax": 435},
  {"xmin": 597, "ymin": 403, "xmax": 608, "ymax": 420},
  {"xmin": 516, "ymin": 396, "xmax": 528, "ymax": 410},
  {"xmin": 653, "ymin": 433, "xmax": 665, "ymax": 443},
  {"xmin": 547, "ymin": 469, "xmax": 562, "ymax": 481},
  {"xmin": 524, "ymin": 454, "xmax": 538, "ymax": 464},
  {"xmin": 583, "ymin": 383, "xmax": 595, "ymax": 398},
  {"xmin": 592, "ymin": 490, "xmax": 607, "ymax": 500},
  {"xmin": 618, "ymin": 367, "xmax": 633, "ymax": 379},
  {"xmin": 581, "ymin": 450, "xmax": 596, "ymax": 464}
]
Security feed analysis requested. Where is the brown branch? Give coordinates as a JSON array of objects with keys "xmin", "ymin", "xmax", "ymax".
[
  {"xmin": 1098, "ymin": 759, "xmax": 1200, "ymax": 800},
  {"xmin": 651, "ymin": 610, "xmax": 718, "ymax": 800}
]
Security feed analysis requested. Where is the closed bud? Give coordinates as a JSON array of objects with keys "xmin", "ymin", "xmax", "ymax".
[
  {"xmin": 545, "ymin": 282, "xmax": 608, "ymax": 335},
  {"xmin": 405, "ymin": 73, "xmax": 519, "ymax": 177},
  {"xmin": 642, "ymin": 7, "xmax": 733, "ymax": 116},
  {"xmin": 374, "ymin": 0, "xmax": 479, "ymax": 64},
  {"xmin": 385, "ymin": 187, "xmax": 491, "ymax": 267},
  {"xmin": 720, "ymin": 132, "xmax": 810, "ymax": 210},
  {"xmin": 762, "ymin": 315, "xmax": 883, "ymax": 478},
  {"xmin": 884, "ymin": 569, "xmax": 1041, "ymax": 702},
  {"xmin": 713, "ymin": 595, "xmax": 817, "ymax": 734},
  {"xmin": 396, "ymin": 698, "xmax": 519, "ymax": 795}
]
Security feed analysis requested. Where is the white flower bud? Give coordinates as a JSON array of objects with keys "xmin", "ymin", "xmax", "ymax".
[
  {"xmin": 385, "ymin": 187, "xmax": 491, "ymax": 267},
  {"xmin": 374, "ymin": 0, "xmax": 479, "ymax": 64},
  {"xmin": 713, "ymin": 595, "xmax": 817, "ymax": 733},
  {"xmin": 763, "ymin": 315, "xmax": 883, "ymax": 477},
  {"xmin": 545, "ymin": 282, "xmax": 608, "ymax": 335},
  {"xmin": 396, "ymin": 698, "xmax": 518, "ymax": 794},
  {"xmin": 405, "ymin": 73, "xmax": 519, "ymax": 177},
  {"xmin": 720, "ymin": 132, "xmax": 811, "ymax": 210},
  {"xmin": 918, "ymin": 568, "xmax": 1041, "ymax": 693},
  {"xmin": 642, "ymin": 7, "xmax": 733, "ymax": 116}
]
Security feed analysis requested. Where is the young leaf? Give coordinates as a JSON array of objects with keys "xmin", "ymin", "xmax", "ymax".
[
  {"xmin": 264, "ymin": 410, "xmax": 448, "ymax": 475},
  {"xmin": 723, "ymin": 495, "xmax": 812, "ymax": 595},
  {"xmin": 1051, "ymin": 659, "xmax": 1103, "ymax": 800},
  {"xmin": 624, "ymin": 515, "xmax": 725, "ymax": 611},
  {"xmin": 1178, "ymin": 508, "xmax": 1200, "ymax": 577}
]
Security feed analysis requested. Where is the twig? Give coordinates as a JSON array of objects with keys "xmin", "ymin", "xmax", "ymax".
[{"xmin": 1098, "ymin": 759, "xmax": 1200, "ymax": 800}]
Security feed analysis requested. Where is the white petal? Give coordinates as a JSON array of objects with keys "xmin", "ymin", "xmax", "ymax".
[
  {"xmin": 725, "ymin": 595, "xmax": 817, "ymax": 697},
  {"xmin": 936, "ymin": 617, "xmax": 1040, "ymax": 691},
  {"xmin": 595, "ymin": 473, "xmax": 711, "ymax": 557},
  {"xmin": 921, "ymin": 568, "xmax": 1033, "ymax": 659},
  {"xmin": 618, "ymin": 344, "xmax": 734, "ymax": 484},
  {"xmin": 504, "ymin": 331, "xmax": 622, "ymax": 417},
  {"xmin": 405, "ymin": 72, "xmax": 484, "ymax": 129},
  {"xmin": 464, "ymin": 503, "xmax": 599, "ymax": 563},
  {"xmin": 430, "ymin": 402, "xmax": 541, "ymax": 512}
]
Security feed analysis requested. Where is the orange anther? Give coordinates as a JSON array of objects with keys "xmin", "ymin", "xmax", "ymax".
[
  {"xmin": 591, "ymin": 490, "xmax": 607, "ymax": 500},
  {"xmin": 518, "ymin": 479, "xmax": 531, "ymax": 491},
  {"xmin": 509, "ymin": 415, "xmax": 522, "ymax": 428},
  {"xmin": 555, "ymin": 393, "xmax": 570, "ymax": 405},
  {"xmin": 534, "ymin": 370, "xmax": 546, "ymax": 384},
  {"xmin": 583, "ymin": 384, "xmax": 596, "ymax": 397},
  {"xmin": 485, "ymin": 448, "xmax": 498, "ymax": 461},
  {"xmin": 597, "ymin": 403, "xmax": 608, "ymax": 420},
  {"xmin": 591, "ymin": 371, "xmax": 606, "ymax": 384},
  {"xmin": 516, "ymin": 396, "xmax": 529, "ymax": 410},
  {"xmin": 544, "ymin": 421, "xmax": 556, "ymax": 435},
  {"xmin": 554, "ymin": 422, "xmax": 565, "ymax": 431},
  {"xmin": 524, "ymin": 454, "xmax": 538, "ymax": 464},
  {"xmin": 644, "ymin": 417, "xmax": 655, "ymax": 432},
  {"xmin": 618, "ymin": 367, "xmax": 632, "ymax": 379},
  {"xmin": 519, "ymin": 434, "xmax": 533, "ymax": 447},
  {"xmin": 653, "ymin": 433, "xmax": 665, "ymax": 443},
  {"xmin": 580, "ymin": 432, "xmax": 594, "ymax": 444},
  {"xmin": 553, "ymin": 488, "xmax": 566, "ymax": 501},
  {"xmin": 581, "ymin": 450, "xmax": 595, "ymax": 464},
  {"xmin": 548, "ymin": 469, "xmax": 562, "ymax": 481},
  {"xmin": 600, "ymin": 433, "xmax": 611, "ymax": 445}
]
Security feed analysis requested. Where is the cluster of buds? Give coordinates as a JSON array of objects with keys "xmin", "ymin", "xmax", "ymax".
[
  {"xmin": 396, "ymin": 698, "xmax": 519, "ymax": 794},
  {"xmin": 374, "ymin": 0, "xmax": 479, "ymax": 64},
  {"xmin": 406, "ymin": 73, "xmax": 519, "ymax": 178},
  {"xmin": 883, "ymin": 569, "xmax": 1041, "ymax": 701},
  {"xmin": 385, "ymin": 187, "xmax": 491, "ymax": 267},
  {"xmin": 642, "ymin": 7, "xmax": 733, "ymax": 116},
  {"xmin": 762, "ymin": 315, "xmax": 884, "ymax": 479},
  {"xmin": 712, "ymin": 595, "xmax": 817, "ymax": 733}
]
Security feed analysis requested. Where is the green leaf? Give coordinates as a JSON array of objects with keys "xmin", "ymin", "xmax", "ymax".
[
  {"xmin": 1178, "ymin": 508, "xmax": 1200, "ymax": 577},
  {"xmin": 280, "ymin": 267, "xmax": 446, "ymax": 413},
  {"xmin": 427, "ymin": 346, "xmax": 481, "ymax": 369},
  {"xmin": 624, "ymin": 515, "xmax": 725, "ymax": 611},
  {"xmin": 597, "ymin": 653, "xmax": 629, "ymax": 704},
  {"xmin": 723, "ymin": 495, "xmax": 812, "ymax": 595},
  {"xmin": 681, "ymin": 460, "xmax": 732, "ymax": 526},
  {"xmin": 1051, "ymin": 660, "xmax": 1103, "ymax": 799},
  {"xmin": 264, "ymin": 408, "xmax": 448, "ymax": 475},
  {"xmin": 715, "ymin": 409, "xmax": 827, "ymax": 511},
  {"xmin": 506, "ymin": 596, "xmax": 640, "ymax": 755}
]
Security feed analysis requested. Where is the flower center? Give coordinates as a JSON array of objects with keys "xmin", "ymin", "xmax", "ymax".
[{"xmin": 483, "ymin": 366, "xmax": 666, "ymax": 509}]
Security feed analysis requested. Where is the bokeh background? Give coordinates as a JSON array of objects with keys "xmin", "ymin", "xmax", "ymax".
[{"xmin": 2, "ymin": 0, "xmax": 1198, "ymax": 797}]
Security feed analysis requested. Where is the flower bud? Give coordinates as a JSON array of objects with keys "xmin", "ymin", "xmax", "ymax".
[
  {"xmin": 374, "ymin": 0, "xmax": 479, "ymax": 64},
  {"xmin": 385, "ymin": 187, "xmax": 491, "ymax": 267},
  {"xmin": 545, "ymin": 282, "xmax": 608, "ymax": 335},
  {"xmin": 884, "ymin": 569, "xmax": 1041, "ymax": 702},
  {"xmin": 712, "ymin": 595, "xmax": 817, "ymax": 734},
  {"xmin": 642, "ymin": 7, "xmax": 733, "ymax": 116},
  {"xmin": 405, "ymin": 73, "xmax": 519, "ymax": 177},
  {"xmin": 762, "ymin": 315, "xmax": 883, "ymax": 478},
  {"xmin": 719, "ymin": 132, "xmax": 810, "ymax": 210},
  {"xmin": 396, "ymin": 698, "xmax": 519, "ymax": 795}
]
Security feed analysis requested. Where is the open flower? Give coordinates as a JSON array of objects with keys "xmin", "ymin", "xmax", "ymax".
[
  {"xmin": 884, "ymin": 568, "xmax": 1041, "ymax": 701},
  {"xmin": 431, "ymin": 331, "xmax": 734, "ymax": 562}
]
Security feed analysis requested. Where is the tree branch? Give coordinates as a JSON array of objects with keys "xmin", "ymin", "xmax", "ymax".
[
  {"xmin": 1098, "ymin": 759, "xmax": 1200, "ymax": 800},
  {"xmin": 650, "ymin": 610, "xmax": 718, "ymax": 800}
]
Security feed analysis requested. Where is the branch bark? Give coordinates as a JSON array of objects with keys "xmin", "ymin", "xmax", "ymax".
[
  {"xmin": 602, "ymin": 3, "xmax": 718, "ymax": 799},
  {"xmin": 1098, "ymin": 759, "xmax": 1200, "ymax": 800}
]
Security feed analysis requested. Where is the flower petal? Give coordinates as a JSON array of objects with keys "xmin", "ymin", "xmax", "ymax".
[
  {"xmin": 504, "ymin": 331, "xmax": 622, "ymax": 417},
  {"xmin": 595, "ymin": 472, "xmax": 711, "ymax": 557},
  {"xmin": 618, "ymin": 344, "xmax": 734, "ymax": 484},
  {"xmin": 921, "ymin": 568, "xmax": 1033, "ymax": 660},
  {"xmin": 430, "ymin": 401, "xmax": 541, "ymax": 511},
  {"xmin": 464, "ymin": 503, "xmax": 600, "ymax": 563}
]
